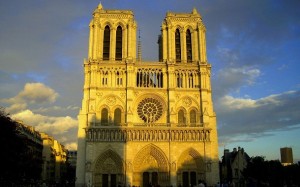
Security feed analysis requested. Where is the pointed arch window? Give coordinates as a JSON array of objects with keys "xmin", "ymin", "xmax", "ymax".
[
  {"xmin": 190, "ymin": 109, "xmax": 197, "ymax": 124},
  {"xmin": 175, "ymin": 29, "xmax": 181, "ymax": 62},
  {"xmin": 114, "ymin": 108, "xmax": 121, "ymax": 125},
  {"xmin": 178, "ymin": 109, "xmax": 186, "ymax": 124},
  {"xmin": 115, "ymin": 26, "xmax": 123, "ymax": 61},
  {"xmin": 103, "ymin": 25, "xmax": 110, "ymax": 60},
  {"xmin": 186, "ymin": 29, "xmax": 192, "ymax": 62},
  {"xmin": 101, "ymin": 108, "xmax": 109, "ymax": 125}
]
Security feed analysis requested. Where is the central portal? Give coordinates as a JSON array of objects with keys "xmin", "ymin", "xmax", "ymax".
[
  {"xmin": 143, "ymin": 172, "xmax": 158, "ymax": 187},
  {"xmin": 102, "ymin": 174, "xmax": 117, "ymax": 187}
]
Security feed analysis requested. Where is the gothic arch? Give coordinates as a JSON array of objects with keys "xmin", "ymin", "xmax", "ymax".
[
  {"xmin": 98, "ymin": 94, "xmax": 126, "ymax": 108},
  {"xmin": 111, "ymin": 104, "xmax": 125, "ymax": 112},
  {"xmin": 176, "ymin": 106, "xmax": 187, "ymax": 114},
  {"xmin": 175, "ymin": 25, "xmax": 184, "ymax": 33},
  {"xmin": 94, "ymin": 149, "xmax": 125, "ymax": 173},
  {"xmin": 133, "ymin": 144, "xmax": 169, "ymax": 172},
  {"xmin": 177, "ymin": 148, "xmax": 205, "ymax": 173},
  {"xmin": 184, "ymin": 25, "xmax": 196, "ymax": 33},
  {"xmin": 115, "ymin": 21, "xmax": 126, "ymax": 30},
  {"xmin": 101, "ymin": 21, "xmax": 113, "ymax": 29},
  {"xmin": 176, "ymin": 96, "xmax": 200, "ymax": 110},
  {"xmin": 97, "ymin": 104, "xmax": 110, "ymax": 112},
  {"xmin": 188, "ymin": 106, "xmax": 198, "ymax": 113},
  {"xmin": 93, "ymin": 149, "xmax": 125, "ymax": 187}
]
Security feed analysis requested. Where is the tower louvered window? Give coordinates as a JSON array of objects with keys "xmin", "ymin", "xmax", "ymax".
[
  {"xmin": 115, "ymin": 26, "xmax": 122, "ymax": 61},
  {"xmin": 186, "ymin": 29, "xmax": 192, "ymax": 62},
  {"xmin": 103, "ymin": 26, "xmax": 110, "ymax": 60},
  {"xmin": 175, "ymin": 29, "xmax": 181, "ymax": 62}
]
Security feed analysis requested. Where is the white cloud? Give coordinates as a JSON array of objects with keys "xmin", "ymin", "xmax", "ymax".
[
  {"xmin": 6, "ymin": 103, "xmax": 27, "ymax": 114},
  {"xmin": 12, "ymin": 109, "xmax": 77, "ymax": 134},
  {"xmin": 11, "ymin": 109, "xmax": 78, "ymax": 149},
  {"xmin": 65, "ymin": 142, "xmax": 78, "ymax": 151},
  {"xmin": 2, "ymin": 82, "xmax": 59, "ymax": 105},
  {"xmin": 219, "ymin": 95, "xmax": 256, "ymax": 110}
]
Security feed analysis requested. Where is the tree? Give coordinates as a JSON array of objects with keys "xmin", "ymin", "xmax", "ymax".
[
  {"xmin": 243, "ymin": 155, "xmax": 300, "ymax": 186},
  {"xmin": 0, "ymin": 108, "xmax": 27, "ymax": 185},
  {"xmin": 0, "ymin": 107, "xmax": 42, "ymax": 185}
]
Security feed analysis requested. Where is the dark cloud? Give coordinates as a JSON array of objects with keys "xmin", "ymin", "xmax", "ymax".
[{"xmin": 217, "ymin": 91, "xmax": 300, "ymax": 144}]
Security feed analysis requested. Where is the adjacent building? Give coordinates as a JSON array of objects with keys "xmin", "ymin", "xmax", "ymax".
[
  {"xmin": 280, "ymin": 147, "xmax": 293, "ymax": 166},
  {"xmin": 16, "ymin": 121, "xmax": 43, "ymax": 182},
  {"xmin": 220, "ymin": 147, "xmax": 250, "ymax": 186},
  {"xmin": 76, "ymin": 4, "xmax": 219, "ymax": 187},
  {"xmin": 67, "ymin": 150, "xmax": 77, "ymax": 168},
  {"xmin": 40, "ymin": 132, "xmax": 68, "ymax": 185}
]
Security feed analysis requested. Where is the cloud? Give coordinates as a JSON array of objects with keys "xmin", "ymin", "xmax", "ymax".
[
  {"xmin": 11, "ymin": 109, "xmax": 78, "ymax": 148},
  {"xmin": 6, "ymin": 103, "xmax": 27, "ymax": 114},
  {"xmin": 217, "ymin": 90, "xmax": 300, "ymax": 144},
  {"xmin": 32, "ymin": 105, "xmax": 80, "ymax": 116},
  {"xmin": 2, "ymin": 83, "xmax": 59, "ymax": 108},
  {"xmin": 65, "ymin": 142, "xmax": 78, "ymax": 151},
  {"xmin": 213, "ymin": 67, "xmax": 261, "ymax": 98}
]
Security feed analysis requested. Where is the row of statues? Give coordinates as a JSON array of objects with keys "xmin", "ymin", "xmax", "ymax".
[{"xmin": 86, "ymin": 129, "xmax": 210, "ymax": 142}]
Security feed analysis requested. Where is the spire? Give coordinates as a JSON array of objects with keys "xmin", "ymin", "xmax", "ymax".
[
  {"xmin": 192, "ymin": 7, "xmax": 198, "ymax": 14},
  {"xmin": 97, "ymin": 2, "xmax": 103, "ymax": 10},
  {"xmin": 138, "ymin": 29, "xmax": 142, "ymax": 62}
]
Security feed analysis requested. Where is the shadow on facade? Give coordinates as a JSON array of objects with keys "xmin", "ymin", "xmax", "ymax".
[{"xmin": 80, "ymin": 136, "xmax": 218, "ymax": 187}]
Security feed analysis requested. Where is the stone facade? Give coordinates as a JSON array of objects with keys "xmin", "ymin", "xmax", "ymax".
[
  {"xmin": 41, "ymin": 132, "xmax": 68, "ymax": 184},
  {"xmin": 221, "ymin": 147, "xmax": 250, "ymax": 186},
  {"xmin": 76, "ymin": 4, "xmax": 219, "ymax": 187}
]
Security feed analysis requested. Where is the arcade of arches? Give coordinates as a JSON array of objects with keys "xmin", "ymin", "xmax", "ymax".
[{"xmin": 91, "ymin": 145, "xmax": 206, "ymax": 187}]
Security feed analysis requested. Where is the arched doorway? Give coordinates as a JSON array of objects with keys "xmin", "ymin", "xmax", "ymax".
[
  {"xmin": 132, "ymin": 144, "xmax": 169, "ymax": 187},
  {"xmin": 177, "ymin": 148, "xmax": 205, "ymax": 187},
  {"xmin": 94, "ymin": 149, "xmax": 125, "ymax": 187}
]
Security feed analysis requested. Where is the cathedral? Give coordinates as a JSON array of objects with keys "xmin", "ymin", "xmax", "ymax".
[{"xmin": 76, "ymin": 4, "xmax": 219, "ymax": 187}]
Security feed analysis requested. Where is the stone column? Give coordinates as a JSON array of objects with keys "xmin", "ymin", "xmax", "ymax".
[
  {"xmin": 110, "ymin": 28, "xmax": 116, "ymax": 61},
  {"xmin": 99, "ymin": 26, "xmax": 104, "ymax": 60},
  {"xmin": 162, "ymin": 24, "xmax": 168, "ymax": 61},
  {"xmin": 193, "ymin": 30, "xmax": 199, "ymax": 62},
  {"xmin": 88, "ymin": 21, "xmax": 94, "ymax": 59},
  {"xmin": 168, "ymin": 26, "xmax": 173, "ymax": 61},
  {"xmin": 127, "ymin": 22, "xmax": 132, "ymax": 59},
  {"xmin": 123, "ymin": 27, "xmax": 128, "ymax": 59},
  {"xmin": 93, "ymin": 23, "xmax": 99, "ymax": 60},
  {"xmin": 132, "ymin": 21, "xmax": 137, "ymax": 60},
  {"xmin": 181, "ymin": 29, "xmax": 186, "ymax": 63}
]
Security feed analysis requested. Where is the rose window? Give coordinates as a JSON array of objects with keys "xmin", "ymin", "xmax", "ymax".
[{"xmin": 137, "ymin": 98, "xmax": 163, "ymax": 123}]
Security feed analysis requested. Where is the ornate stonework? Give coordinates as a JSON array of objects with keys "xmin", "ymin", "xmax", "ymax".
[{"xmin": 76, "ymin": 4, "xmax": 219, "ymax": 187}]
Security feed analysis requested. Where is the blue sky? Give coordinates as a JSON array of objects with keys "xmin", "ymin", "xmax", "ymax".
[{"xmin": 0, "ymin": 0, "xmax": 299, "ymax": 162}]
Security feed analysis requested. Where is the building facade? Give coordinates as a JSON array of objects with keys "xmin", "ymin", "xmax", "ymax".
[
  {"xmin": 280, "ymin": 147, "xmax": 293, "ymax": 166},
  {"xmin": 220, "ymin": 147, "xmax": 250, "ymax": 186},
  {"xmin": 16, "ymin": 122, "xmax": 43, "ymax": 182},
  {"xmin": 76, "ymin": 4, "xmax": 219, "ymax": 187},
  {"xmin": 41, "ymin": 132, "xmax": 68, "ymax": 185}
]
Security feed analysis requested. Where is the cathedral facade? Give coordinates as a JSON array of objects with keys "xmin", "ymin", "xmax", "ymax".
[{"xmin": 76, "ymin": 4, "xmax": 219, "ymax": 187}]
